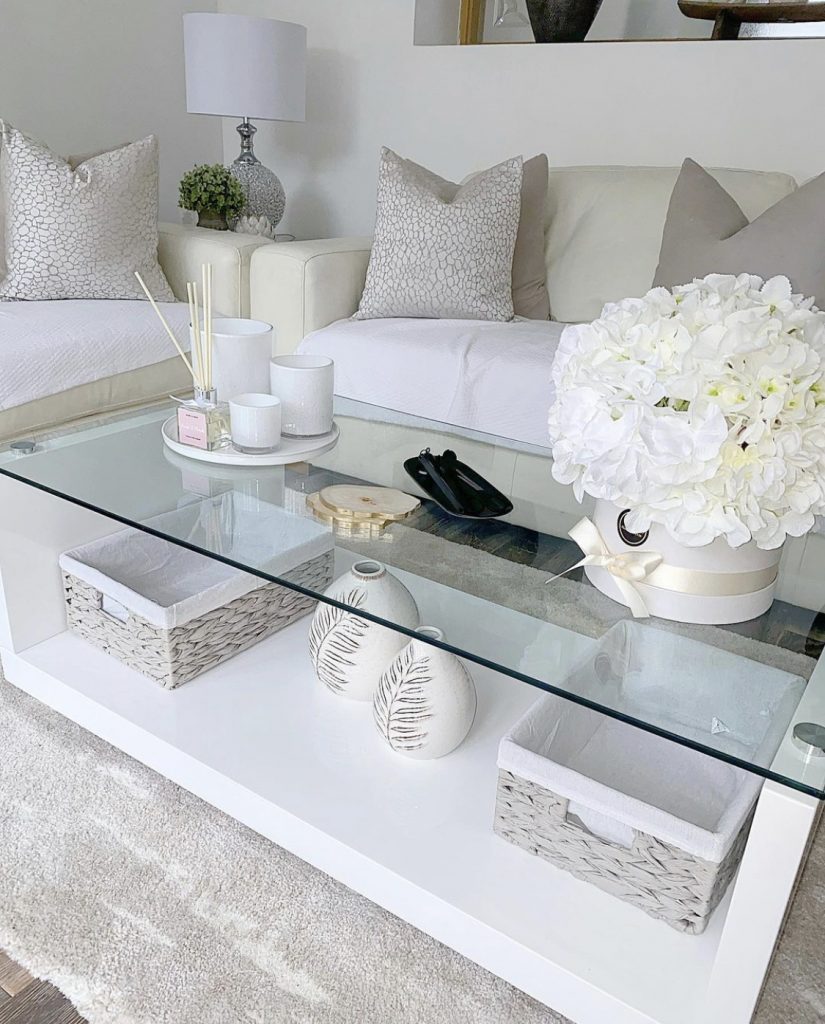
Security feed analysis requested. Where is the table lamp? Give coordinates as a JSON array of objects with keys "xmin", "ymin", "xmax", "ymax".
[{"xmin": 183, "ymin": 12, "xmax": 307, "ymax": 231}]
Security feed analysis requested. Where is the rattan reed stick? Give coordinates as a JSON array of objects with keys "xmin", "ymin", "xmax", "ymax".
[
  {"xmin": 186, "ymin": 282, "xmax": 204, "ymax": 390},
  {"xmin": 135, "ymin": 271, "xmax": 196, "ymax": 380}
]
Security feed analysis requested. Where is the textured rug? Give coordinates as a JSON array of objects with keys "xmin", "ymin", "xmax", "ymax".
[
  {"xmin": 0, "ymin": 677, "xmax": 566, "ymax": 1024},
  {"xmin": 0, "ymin": 527, "xmax": 823, "ymax": 1024}
]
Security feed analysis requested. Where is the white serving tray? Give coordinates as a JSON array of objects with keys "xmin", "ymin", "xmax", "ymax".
[{"xmin": 161, "ymin": 416, "xmax": 339, "ymax": 467}]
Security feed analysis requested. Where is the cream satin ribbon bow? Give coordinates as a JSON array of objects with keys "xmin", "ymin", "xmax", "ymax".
[{"xmin": 546, "ymin": 517, "xmax": 662, "ymax": 619}]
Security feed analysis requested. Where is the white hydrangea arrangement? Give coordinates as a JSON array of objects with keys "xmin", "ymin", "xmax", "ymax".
[{"xmin": 548, "ymin": 274, "xmax": 825, "ymax": 549}]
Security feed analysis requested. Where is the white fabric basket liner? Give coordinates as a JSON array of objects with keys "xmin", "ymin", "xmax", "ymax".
[
  {"xmin": 499, "ymin": 622, "xmax": 805, "ymax": 863},
  {"xmin": 59, "ymin": 493, "xmax": 333, "ymax": 630}
]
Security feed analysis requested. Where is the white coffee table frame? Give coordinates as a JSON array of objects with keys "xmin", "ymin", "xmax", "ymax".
[{"xmin": 0, "ymin": 470, "xmax": 822, "ymax": 1024}]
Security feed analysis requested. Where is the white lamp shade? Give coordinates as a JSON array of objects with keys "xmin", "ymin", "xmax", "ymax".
[{"xmin": 184, "ymin": 13, "xmax": 306, "ymax": 122}]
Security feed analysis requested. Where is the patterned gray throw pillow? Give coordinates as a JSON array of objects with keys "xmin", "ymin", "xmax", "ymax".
[
  {"xmin": 0, "ymin": 123, "xmax": 173, "ymax": 301},
  {"xmin": 356, "ymin": 148, "xmax": 523, "ymax": 321}
]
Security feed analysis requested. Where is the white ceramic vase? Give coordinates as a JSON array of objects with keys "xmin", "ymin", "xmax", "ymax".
[
  {"xmin": 309, "ymin": 560, "xmax": 420, "ymax": 701},
  {"xmin": 373, "ymin": 626, "xmax": 477, "ymax": 760},
  {"xmin": 586, "ymin": 499, "xmax": 783, "ymax": 625},
  {"xmin": 269, "ymin": 354, "xmax": 334, "ymax": 437},
  {"xmin": 205, "ymin": 318, "xmax": 273, "ymax": 403}
]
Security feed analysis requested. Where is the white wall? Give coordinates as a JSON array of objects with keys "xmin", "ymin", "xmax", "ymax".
[
  {"xmin": 0, "ymin": 0, "xmax": 223, "ymax": 219},
  {"xmin": 219, "ymin": 0, "xmax": 825, "ymax": 240}
]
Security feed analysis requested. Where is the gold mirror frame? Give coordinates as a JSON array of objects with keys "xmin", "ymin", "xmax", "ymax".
[{"xmin": 459, "ymin": 0, "xmax": 486, "ymax": 44}]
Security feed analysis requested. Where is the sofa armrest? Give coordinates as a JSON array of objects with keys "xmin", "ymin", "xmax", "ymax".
[
  {"xmin": 250, "ymin": 237, "xmax": 372, "ymax": 354},
  {"xmin": 157, "ymin": 223, "xmax": 269, "ymax": 317}
]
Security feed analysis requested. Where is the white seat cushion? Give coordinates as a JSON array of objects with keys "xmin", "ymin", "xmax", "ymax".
[
  {"xmin": 544, "ymin": 165, "xmax": 798, "ymax": 323},
  {"xmin": 0, "ymin": 299, "xmax": 191, "ymax": 411},
  {"xmin": 298, "ymin": 316, "xmax": 565, "ymax": 447}
]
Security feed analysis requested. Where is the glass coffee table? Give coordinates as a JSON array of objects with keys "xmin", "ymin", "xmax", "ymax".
[{"xmin": 0, "ymin": 399, "xmax": 822, "ymax": 1024}]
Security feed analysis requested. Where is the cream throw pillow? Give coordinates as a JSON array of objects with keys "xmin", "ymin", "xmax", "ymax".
[
  {"xmin": 0, "ymin": 123, "xmax": 173, "ymax": 301},
  {"xmin": 356, "ymin": 148, "xmax": 523, "ymax": 321}
]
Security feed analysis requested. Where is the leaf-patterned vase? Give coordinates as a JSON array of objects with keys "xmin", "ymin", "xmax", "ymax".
[
  {"xmin": 309, "ymin": 560, "xmax": 420, "ymax": 701},
  {"xmin": 374, "ymin": 627, "xmax": 477, "ymax": 759}
]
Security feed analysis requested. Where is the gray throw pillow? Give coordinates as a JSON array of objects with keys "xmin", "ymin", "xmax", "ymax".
[
  {"xmin": 654, "ymin": 158, "xmax": 825, "ymax": 305},
  {"xmin": 356, "ymin": 148, "xmax": 523, "ymax": 321},
  {"xmin": 512, "ymin": 154, "xmax": 550, "ymax": 320},
  {"xmin": 0, "ymin": 123, "xmax": 173, "ymax": 301}
]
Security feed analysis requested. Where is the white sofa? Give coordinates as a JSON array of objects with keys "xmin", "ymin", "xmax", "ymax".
[
  {"xmin": 0, "ymin": 224, "xmax": 268, "ymax": 440},
  {"xmin": 247, "ymin": 164, "xmax": 800, "ymax": 537}
]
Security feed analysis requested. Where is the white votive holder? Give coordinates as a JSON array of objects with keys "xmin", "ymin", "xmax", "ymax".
[
  {"xmin": 229, "ymin": 393, "xmax": 282, "ymax": 453},
  {"xmin": 269, "ymin": 355, "xmax": 334, "ymax": 437},
  {"xmin": 196, "ymin": 318, "xmax": 273, "ymax": 403}
]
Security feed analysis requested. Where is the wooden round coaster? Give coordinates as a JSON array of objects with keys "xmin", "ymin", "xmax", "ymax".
[
  {"xmin": 316, "ymin": 486, "xmax": 420, "ymax": 521},
  {"xmin": 306, "ymin": 493, "xmax": 390, "ymax": 536}
]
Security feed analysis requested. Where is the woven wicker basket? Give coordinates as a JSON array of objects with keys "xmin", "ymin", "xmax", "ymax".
[
  {"xmin": 60, "ymin": 495, "xmax": 335, "ymax": 689},
  {"xmin": 495, "ymin": 692, "xmax": 767, "ymax": 934},
  {"xmin": 493, "ymin": 622, "xmax": 807, "ymax": 933},
  {"xmin": 63, "ymin": 550, "xmax": 333, "ymax": 689},
  {"xmin": 494, "ymin": 767, "xmax": 752, "ymax": 935}
]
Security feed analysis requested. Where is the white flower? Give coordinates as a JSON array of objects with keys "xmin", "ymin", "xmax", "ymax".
[{"xmin": 548, "ymin": 273, "xmax": 825, "ymax": 549}]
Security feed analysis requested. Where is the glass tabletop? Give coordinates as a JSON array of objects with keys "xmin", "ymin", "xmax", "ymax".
[{"xmin": 1, "ymin": 398, "xmax": 824, "ymax": 798}]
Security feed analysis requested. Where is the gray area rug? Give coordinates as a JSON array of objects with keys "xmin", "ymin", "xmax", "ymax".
[
  {"xmin": 0, "ymin": 677, "xmax": 566, "ymax": 1024},
  {"xmin": 0, "ymin": 528, "xmax": 823, "ymax": 1023}
]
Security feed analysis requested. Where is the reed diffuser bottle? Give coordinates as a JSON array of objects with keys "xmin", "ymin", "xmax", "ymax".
[
  {"xmin": 176, "ymin": 386, "xmax": 230, "ymax": 451},
  {"xmin": 136, "ymin": 262, "xmax": 230, "ymax": 451}
]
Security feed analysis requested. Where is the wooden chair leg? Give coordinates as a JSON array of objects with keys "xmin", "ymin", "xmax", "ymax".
[{"xmin": 712, "ymin": 11, "xmax": 742, "ymax": 39}]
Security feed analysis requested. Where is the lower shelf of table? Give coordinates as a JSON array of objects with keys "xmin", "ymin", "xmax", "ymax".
[{"xmin": 2, "ymin": 622, "xmax": 732, "ymax": 1024}]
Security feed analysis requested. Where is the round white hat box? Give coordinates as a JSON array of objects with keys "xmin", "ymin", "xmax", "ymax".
[
  {"xmin": 309, "ymin": 560, "xmax": 420, "ymax": 701},
  {"xmin": 373, "ymin": 627, "xmax": 478, "ymax": 760},
  {"xmin": 586, "ymin": 500, "xmax": 783, "ymax": 625}
]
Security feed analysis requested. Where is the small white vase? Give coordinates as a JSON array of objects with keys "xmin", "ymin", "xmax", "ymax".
[
  {"xmin": 373, "ymin": 626, "xmax": 477, "ymax": 760},
  {"xmin": 309, "ymin": 560, "xmax": 420, "ymax": 701},
  {"xmin": 586, "ymin": 500, "xmax": 783, "ymax": 625}
]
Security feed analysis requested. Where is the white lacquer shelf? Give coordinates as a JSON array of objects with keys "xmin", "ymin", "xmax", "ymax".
[{"xmin": 6, "ymin": 624, "xmax": 726, "ymax": 1024}]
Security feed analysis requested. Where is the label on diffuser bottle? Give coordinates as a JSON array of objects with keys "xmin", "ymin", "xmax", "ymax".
[{"xmin": 177, "ymin": 406, "xmax": 209, "ymax": 450}]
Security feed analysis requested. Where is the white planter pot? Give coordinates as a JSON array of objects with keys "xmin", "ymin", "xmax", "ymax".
[
  {"xmin": 309, "ymin": 560, "xmax": 420, "ymax": 701},
  {"xmin": 585, "ymin": 500, "xmax": 783, "ymax": 625},
  {"xmin": 374, "ymin": 627, "xmax": 477, "ymax": 760}
]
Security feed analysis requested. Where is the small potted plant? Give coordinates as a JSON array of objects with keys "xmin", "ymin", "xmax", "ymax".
[{"xmin": 178, "ymin": 164, "xmax": 245, "ymax": 230}]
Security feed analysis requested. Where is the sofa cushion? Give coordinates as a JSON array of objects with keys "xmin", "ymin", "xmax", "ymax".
[
  {"xmin": 654, "ymin": 158, "xmax": 825, "ymax": 305},
  {"xmin": 544, "ymin": 165, "xmax": 798, "ymax": 324},
  {"xmin": 0, "ymin": 299, "xmax": 191, "ymax": 413},
  {"xmin": 298, "ymin": 315, "xmax": 565, "ymax": 447},
  {"xmin": 0, "ymin": 124, "xmax": 173, "ymax": 301},
  {"xmin": 0, "ymin": 358, "xmax": 191, "ymax": 441}
]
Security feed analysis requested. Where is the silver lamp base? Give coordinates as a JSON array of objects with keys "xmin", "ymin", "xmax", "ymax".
[{"xmin": 229, "ymin": 118, "xmax": 286, "ymax": 230}]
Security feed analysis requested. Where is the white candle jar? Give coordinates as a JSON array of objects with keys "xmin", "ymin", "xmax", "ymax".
[
  {"xmin": 228, "ymin": 393, "xmax": 282, "ymax": 453},
  {"xmin": 269, "ymin": 355, "xmax": 334, "ymax": 437},
  {"xmin": 199, "ymin": 318, "xmax": 273, "ymax": 403}
]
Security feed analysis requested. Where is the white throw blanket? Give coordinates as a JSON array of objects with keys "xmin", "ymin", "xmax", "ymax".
[
  {"xmin": 298, "ymin": 316, "xmax": 566, "ymax": 447},
  {"xmin": 0, "ymin": 299, "xmax": 191, "ymax": 410}
]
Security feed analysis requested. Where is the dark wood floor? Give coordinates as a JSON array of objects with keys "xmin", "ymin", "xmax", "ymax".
[{"xmin": 0, "ymin": 952, "xmax": 84, "ymax": 1023}]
